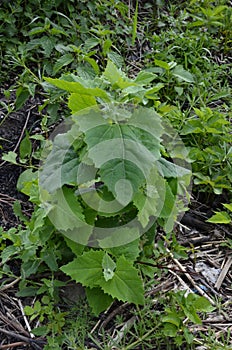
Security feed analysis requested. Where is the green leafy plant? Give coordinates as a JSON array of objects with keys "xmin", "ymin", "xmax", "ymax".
[
  {"xmin": 161, "ymin": 291, "xmax": 214, "ymax": 344},
  {"xmin": 10, "ymin": 60, "xmax": 191, "ymax": 314},
  {"xmin": 1, "ymin": 1, "xmax": 232, "ymax": 347}
]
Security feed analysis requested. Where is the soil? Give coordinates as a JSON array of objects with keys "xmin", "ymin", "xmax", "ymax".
[{"xmin": 0, "ymin": 93, "xmax": 42, "ymax": 229}]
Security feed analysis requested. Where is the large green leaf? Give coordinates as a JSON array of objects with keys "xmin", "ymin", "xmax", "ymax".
[
  {"xmin": 47, "ymin": 187, "xmax": 86, "ymax": 232},
  {"xmin": 84, "ymin": 123, "xmax": 161, "ymax": 203},
  {"xmin": 61, "ymin": 250, "xmax": 144, "ymax": 307},
  {"xmin": 61, "ymin": 250, "xmax": 104, "ymax": 288},
  {"xmin": 130, "ymin": 106, "xmax": 163, "ymax": 141},
  {"xmin": 75, "ymin": 105, "xmax": 163, "ymax": 148},
  {"xmin": 39, "ymin": 134, "xmax": 80, "ymax": 193},
  {"xmin": 100, "ymin": 159, "xmax": 145, "ymax": 204},
  {"xmin": 46, "ymin": 187, "xmax": 92, "ymax": 246},
  {"xmin": 100, "ymin": 255, "xmax": 144, "ymax": 305},
  {"xmin": 158, "ymin": 158, "xmax": 191, "ymax": 179},
  {"xmin": 106, "ymin": 238, "xmax": 140, "ymax": 261},
  {"xmin": 98, "ymin": 227, "xmax": 141, "ymax": 248},
  {"xmin": 86, "ymin": 287, "xmax": 114, "ymax": 315},
  {"xmin": 85, "ymin": 124, "xmax": 161, "ymax": 156}
]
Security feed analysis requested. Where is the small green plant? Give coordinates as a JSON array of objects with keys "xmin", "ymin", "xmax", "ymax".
[
  {"xmin": 189, "ymin": 4, "xmax": 228, "ymax": 32},
  {"xmin": 98, "ymin": 290, "xmax": 215, "ymax": 350},
  {"xmin": 24, "ymin": 295, "xmax": 67, "ymax": 335},
  {"xmin": 180, "ymin": 107, "xmax": 232, "ymax": 194}
]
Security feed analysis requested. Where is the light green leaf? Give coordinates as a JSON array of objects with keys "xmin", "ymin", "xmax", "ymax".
[
  {"xmin": 103, "ymin": 60, "xmax": 124, "ymax": 84},
  {"xmin": 192, "ymin": 296, "xmax": 215, "ymax": 312},
  {"xmin": 172, "ymin": 65, "xmax": 195, "ymax": 83},
  {"xmin": 181, "ymin": 120, "xmax": 203, "ymax": 135},
  {"xmin": 134, "ymin": 71, "xmax": 156, "ymax": 85},
  {"xmin": 162, "ymin": 312, "xmax": 181, "ymax": 327},
  {"xmin": 207, "ymin": 211, "xmax": 231, "ymax": 224},
  {"xmin": 159, "ymin": 181, "xmax": 176, "ymax": 218},
  {"xmin": 122, "ymin": 85, "xmax": 145, "ymax": 94},
  {"xmin": 100, "ymin": 255, "xmax": 144, "ymax": 305},
  {"xmin": 223, "ymin": 203, "xmax": 232, "ymax": 212},
  {"xmin": 145, "ymin": 83, "xmax": 164, "ymax": 96},
  {"xmin": 86, "ymin": 287, "xmax": 114, "ymax": 315},
  {"xmin": 2, "ymin": 151, "xmax": 18, "ymax": 165},
  {"xmin": 32, "ymin": 207, "xmax": 47, "ymax": 233},
  {"xmin": 44, "ymin": 77, "xmax": 110, "ymax": 101},
  {"xmin": 61, "ymin": 250, "xmax": 105, "ymax": 287},
  {"xmin": 102, "ymin": 253, "xmax": 116, "ymax": 281},
  {"xmin": 68, "ymin": 93, "xmax": 96, "ymax": 113},
  {"xmin": 154, "ymin": 59, "xmax": 170, "ymax": 70},
  {"xmin": 13, "ymin": 200, "xmax": 28, "ymax": 223},
  {"xmin": 30, "ymin": 134, "xmax": 45, "ymax": 141},
  {"xmin": 83, "ymin": 56, "xmax": 100, "ymax": 74},
  {"xmin": 134, "ymin": 192, "xmax": 157, "ymax": 228},
  {"xmin": 184, "ymin": 327, "xmax": 194, "ymax": 344},
  {"xmin": 103, "ymin": 60, "xmax": 135, "ymax": 89},
  {"xmin": 102, "ymin": 38, "xmax": 112, "ymax": 56},
  {"xmin": 174, "ymin": 86, "xmax": 183, "ymax": 96}
]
